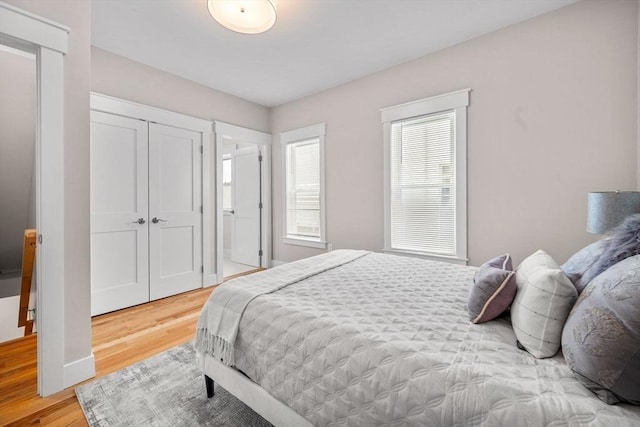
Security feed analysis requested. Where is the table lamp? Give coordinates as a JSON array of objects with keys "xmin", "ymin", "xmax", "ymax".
[{"xmin": 586, "ymin": 191, "xmax": 640, "ymax": 234}]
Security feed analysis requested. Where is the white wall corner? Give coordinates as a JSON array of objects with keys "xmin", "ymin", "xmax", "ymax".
[{"xmin": 63, "ymin": 353, "xmax": 95, "ymax": 388}]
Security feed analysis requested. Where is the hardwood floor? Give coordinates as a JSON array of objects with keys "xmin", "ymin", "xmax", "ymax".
[{"xmin": 0, "ymin": 285, "xmax": 216, "ymax": 426}]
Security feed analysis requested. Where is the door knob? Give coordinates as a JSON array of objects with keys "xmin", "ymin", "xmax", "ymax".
[
  {"xmin": 230, "ymin": 210, "xmax": 235, "ymax": 214},
  {"xmin": 152, "ymin": 217, "xmax": 167, "ymax": 224},
  {"xmin": 133, "ymin": 218, "xmax": 146, "ymax": 224}
]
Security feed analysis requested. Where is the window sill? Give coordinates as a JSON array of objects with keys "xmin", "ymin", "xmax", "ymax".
[
  {"xmin": 383, "ymin": 248, "xmax": 468, "ymax": 266},
  {"xmin": 283, "ymin": 237, "xmax": 326, "ymax": 249}
]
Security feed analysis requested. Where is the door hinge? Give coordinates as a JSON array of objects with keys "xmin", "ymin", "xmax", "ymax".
[
  {"xmin": 200, "ymin": 205, "xmax": 203, "ymax": 213},
  {"xmin": 258, "ymin": 249, "xmax": 263, "ymax": 257},
  {"xmin": 201, "ymin": 266, "xmax": 204, "ymax": 273},
  {"xmin": 258, "ymin": 154, "xmax": 263, "ymax": 162},
  {"xmin": 258, "ymin": 202, "xmax": 263, "ymax": 209},
  {"xmin": 200, "ymin": 145, "xmax": 203, "ymax": 154}
]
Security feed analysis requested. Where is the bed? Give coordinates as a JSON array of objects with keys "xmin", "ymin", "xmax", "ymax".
[{"xmin": 195, "ymin": 249, "xmax": 640, "ymax": 426}]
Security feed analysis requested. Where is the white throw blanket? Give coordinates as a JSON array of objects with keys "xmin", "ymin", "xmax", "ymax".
[{"xmin": 195, "ymin": 249, "xmax": 370, "ymax": 366}]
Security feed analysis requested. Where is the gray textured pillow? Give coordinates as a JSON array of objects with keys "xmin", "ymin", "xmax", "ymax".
[
  {"xmin": 468, "ymin": 254, "xmax": 516, "ymax": 324},
  {"xmin": 577, "ymin": 214, "xmax": 640, "ymax": 291},
  {"xmin": 560, "ymin": 239, "xmax": 608, "ymax": 292},
  {"xmin": 562, "ymin": 255, "xmax": 640, "ymax": 405},
  {"xmin": 511, "ymin": 250, "xmax": 578, "ymax": 358}
]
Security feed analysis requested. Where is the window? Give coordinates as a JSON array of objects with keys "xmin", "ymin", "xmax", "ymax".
[
  {"xmin": 382, "ymin": 89, "xmax": 469, "ymax": 264},
  {"xmin": 222, "ymin": 155, "xmax": 232, "ymax": 211},
  {"xmin": 281, "ymin": 123, "xmax": 326, "ymax": 248}
]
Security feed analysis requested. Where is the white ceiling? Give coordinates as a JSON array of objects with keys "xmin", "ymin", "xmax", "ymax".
[{"xmin": 92, "ymin": 0, "xmax": 578, "ymax": 107}]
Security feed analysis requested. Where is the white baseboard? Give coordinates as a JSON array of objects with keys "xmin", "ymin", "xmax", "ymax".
[
  {"xmin": 270, "ymin": 259, "xmax": 287, "ymax": 267},
  {"xmin": 204, "ymin": 273, "xmax": 219, "ymax": 287},
  {"xmin": 64, "ymin": 353, "xmax": 95, "ymax": 388}
]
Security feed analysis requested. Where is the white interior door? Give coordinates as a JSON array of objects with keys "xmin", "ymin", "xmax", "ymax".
[
  {"xmin": 90, "ymin": 111, "xmax": 149, "ymax": 316},
  {"xmin": 231, "ymin": 146, "xmax": 261, "ymax": 267},
  {"xmin": 148, "ymin": 123, "xmax": 202, "ymax": 300}
]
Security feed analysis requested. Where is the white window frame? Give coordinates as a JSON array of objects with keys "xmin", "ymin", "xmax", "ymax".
[
  {"xmin": 281, "ymin": 123, "xmax": 326, "ymax": 249},
  {"xmin": 381, "ymin": 89, "xmax": 469, "ymax": 265}
]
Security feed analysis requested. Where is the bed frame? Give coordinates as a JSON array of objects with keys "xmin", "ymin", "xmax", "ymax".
[{"xmin": 200, "ymin": 355, "xmax": 313, "ymax": 427}]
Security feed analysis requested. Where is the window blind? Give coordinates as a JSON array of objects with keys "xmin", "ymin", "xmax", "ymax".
[
  {"xmin": 286, "ymin": 137, "xmax": 321, "ymax": 240},
  {"xmin": 390, "ymin": 110, "xmax": 456, "ymax": 255}
]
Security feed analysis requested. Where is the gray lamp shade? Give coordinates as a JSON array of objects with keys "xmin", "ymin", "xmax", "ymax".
[{"xmin": 587, "ymin": 191, "xmax": 640, "ymax": 234}]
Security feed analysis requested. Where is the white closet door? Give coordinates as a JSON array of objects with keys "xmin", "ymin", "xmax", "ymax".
[
  {"xmin": 90, "ymin": 111, "xmax": 149, "ymax": 316},
  {"xmin": 231, "ymin": 146, "xmax": 261, "ymax": 267},
  {"xmin": 148, "ymin": 123, "xmax": 202, "ymax": 300}
]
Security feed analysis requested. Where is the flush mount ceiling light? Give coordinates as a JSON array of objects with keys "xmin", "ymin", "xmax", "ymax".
[{"xmin": 207, "ymin": 0, "xmax": 277, "ymax": 34}]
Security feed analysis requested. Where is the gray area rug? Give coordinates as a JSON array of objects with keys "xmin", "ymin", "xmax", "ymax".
[{"xmin": 75, "ymin": 341, "xmax": 273, "ymax": 426}]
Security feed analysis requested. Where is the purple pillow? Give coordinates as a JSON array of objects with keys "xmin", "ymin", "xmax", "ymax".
[
  {"xmin": 560, "ymin": 239, "xmax": 608, "ymax": 292},
  {"xmin": 562, "ymin": 255, "xmax": 640, "ymax": 405},
  {"xmin": 468, "ymin": 254, "xmax": 517, "ymax": 324},
  {"xmin": 577, "ymin": 214, "xmax": 640, "ymax": 290}
]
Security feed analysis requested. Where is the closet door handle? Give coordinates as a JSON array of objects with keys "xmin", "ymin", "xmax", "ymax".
[
  {"xmin": 133, "ymin": 218, "xmax": 146, "ymax": 224},
  {"xmin": 152, "ymin": 217, "xmax": 167, "ymax": 224}
]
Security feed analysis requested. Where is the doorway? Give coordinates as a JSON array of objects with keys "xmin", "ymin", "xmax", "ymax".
[
  {"xmin": 0, "ymin": 44, "xmax": 36, "ymax": 343},
  {"xmin": 222, "ymin": 143, "xmax": 262, "ymax": 278},
  {"xmin": 215, "ymin": 121, "xmax": 271, "ymax": 281},
  {"xmin": 0, "ymin": 1, "xmax": 70, "ymax": 396}
]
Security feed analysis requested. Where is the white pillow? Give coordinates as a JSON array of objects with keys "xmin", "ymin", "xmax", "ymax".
[{"xmin": 511, "ymin": 250, "xmax": 578, "ymax": 358}]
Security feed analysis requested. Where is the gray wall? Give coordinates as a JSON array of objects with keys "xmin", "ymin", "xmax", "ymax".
[
  {"xmin": 91, "ymin": 47, "xmax": 270, "ymax": 133},
  {"xmin": 0, "ymin": 48, "xmax": 36, "ymax": 278},
  {"xmin": 270, "ymin": 0, "xmax": 639, "ymax": 267}
]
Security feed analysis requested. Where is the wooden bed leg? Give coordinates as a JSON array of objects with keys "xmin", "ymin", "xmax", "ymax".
[{"xmin": 205, "ymin": 375, "xmax": 215, "ymax": 398}]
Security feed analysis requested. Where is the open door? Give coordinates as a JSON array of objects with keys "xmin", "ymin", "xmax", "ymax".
[{"xmin": 231, "ymin": 145, "xmax": 261, "ymax": 267}]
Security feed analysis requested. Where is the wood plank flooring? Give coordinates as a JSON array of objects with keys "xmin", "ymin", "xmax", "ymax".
[{"xmin": 0, "ymin": 285, "xmax": 217, "ymax": 426}]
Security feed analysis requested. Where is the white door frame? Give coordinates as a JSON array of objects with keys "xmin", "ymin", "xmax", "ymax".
[
  {"xmin": 0, "ymin": 1, "xmax": 69, "ymax": 396},
  {"xmin": 214, "ymin": 121, "xmax": 272, "ymax": 281},
  {"xmin": 90, "ymin": 93, "xmax": 217, "ymax": 286}
]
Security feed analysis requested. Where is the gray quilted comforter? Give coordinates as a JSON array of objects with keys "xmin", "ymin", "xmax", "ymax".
[{"xmin": 221, "ymin": 252, "xmax": 640, "ymax": 426}]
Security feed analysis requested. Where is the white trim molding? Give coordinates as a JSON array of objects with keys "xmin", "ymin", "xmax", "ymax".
[
  {"xmin": 380, "ymin": 88, "xmax": 470, "ymax": 123},
  {"xmin": 382, "ymin": 89, "xmax": 470, "ymax": 265},
  {"xmin": 280, "ymin": 123, "xmax": 327, "ymax": 249},
  {"xmin": 216, "ymin": 121, "xmax": 272, "ymax": 145},
  {"xmin": 0, "ymin": 0, "xmax": 71, "ymax": 396},
  {"xmin": 63, "ymin": 353, "xmax": 96, "ymax": 388},
  {"xmin": 90, "ymin": 92, "xmax": 211, "ymax": 132},
  {"xmin": 0, "ymin": 1, "xmax": 69, "ymax": 54}
]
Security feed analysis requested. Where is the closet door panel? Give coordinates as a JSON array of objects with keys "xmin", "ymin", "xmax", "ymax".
[
  {"xmin": 149, "ymin": 123, "xmax": 202, "ymax": 300},
  {"xmin": 90, "ymin": 111, "xmax": 149, "ymax": 316}
]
